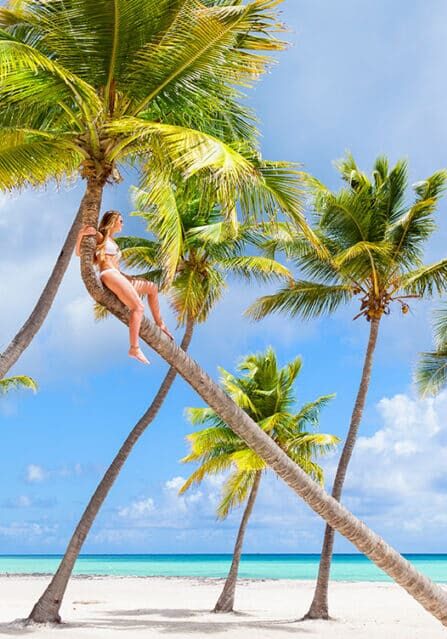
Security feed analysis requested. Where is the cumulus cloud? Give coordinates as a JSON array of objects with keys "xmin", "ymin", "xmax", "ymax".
[
  {"xmin": 118, "ymin": 497, "xmax": 155, "ymax": 519},
  {"xmin": 24, "ymin": 462, "xmax": 91, "ymax": 484},
  {"xmin": 337, "ymin": 391, "xmax": 447, "ymax": 548},
  {"xmin": 0, "ymin": 521, "xmax": 58, "ymax": 542},
  {"xmin": 2, "ymin": 495, "xmax": 57, "ymax": 509},
  {"xmin": 25, "ymin": 464, "xmax": 46, "ymax": 483}
]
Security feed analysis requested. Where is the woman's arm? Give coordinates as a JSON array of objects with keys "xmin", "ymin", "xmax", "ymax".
[{"xmin": 75, "ymin": 226, "xmax": 103, "ymax": 256}]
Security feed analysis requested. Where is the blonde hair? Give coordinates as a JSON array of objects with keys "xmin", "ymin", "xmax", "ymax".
[{"xmin": 96, "ymin": 210, "xmax": 121, "ymax": 262}]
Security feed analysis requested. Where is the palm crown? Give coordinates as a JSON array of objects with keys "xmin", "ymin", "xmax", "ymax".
[
  {"xmin": 0, "ymin": 0, "xmax": 307, "ymax": 228},
  {"xmin": 247, "ymin": 155, "xmax": 447, "ymax": 322},
  {"xmin": 180, "ymin": 347, "xmax": 338, "ymax": 517},
  {"xmin": 110, "ymin": 184, "xmax": 291, "ymax": 326}
]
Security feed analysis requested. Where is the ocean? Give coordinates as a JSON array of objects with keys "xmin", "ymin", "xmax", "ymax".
[{"xmin": 0, "ymin": 554, "xmax": 446, "ymax": 582}]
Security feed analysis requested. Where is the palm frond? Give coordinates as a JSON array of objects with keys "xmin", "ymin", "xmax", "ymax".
[
  {"xmin": 0, "ymin": 375, "xmax": 37, "ymax": 395},
  {"xmin": 401, "ymin": 259, "xmax": 447, "ymax": 298},
  {"xmin": 230, "ymin": 448, "xmax": 266, "ymax": 472},
  {"xmin": 219, "ymin": 255, "xmax": 290, "ymax": 282},
  {"xmin": 131, "ymin": 184, "xmax": 183, "ymax": 286},
  {"xmin": 179, "ymin": 454, "xmax": 234, "ymax": 493},
  {"xmin": 93, "ymin": 302, "xmax": 110, "ymax": 321},
  {"xmin": 0, "ymin": 31, "xmax": 101, "ymax": 117},
  {"xmin": 217, "ymin": 469, "xmax": 258, "ymax": 519},
  {"xmin": 416, "ymin": 350, "xmax": 447, "ymax": 398},
  {"xmin": 432, "ymin": 306, "xmax": 447, "ymax": 349},
  {"xmin": 293, "ymin": 394, "xmax": 336, "ymax": 429},
  {"xmin": 246, "ymin": 280, "xmax": 353, "ymax": 320},
  {"xmin": 0, "ymin": 128, "xmax": 82, "ymax": 188},
  {"xmin": 127, "ymin": 0, "xmax": 286, "ymax": 115}
]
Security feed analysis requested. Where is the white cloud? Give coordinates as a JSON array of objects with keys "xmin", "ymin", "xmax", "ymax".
[
  {"xmin": 17, "ymin": 495, "xmax": 32, "ymax": 508},
  {"xmin": 337, "ymin": 390, "xmax": 447, "ymax": 548},
  {"xmin": 118, "ymin": 497, "xmax": 155, "ymax": 519},
  {"xmin": 0, "ymin": 521, "xmax": 58, "ymax": 542},
  {"xmin": 25, "ymin": 464, "xmax": 46, "ymax": 483},
  {"xmin": 164, "ymin": 476, "xmax": 185, "ymax": 492},
  {"xmin": 24, "ymin": 462, "xmax": 91, "ymax": 484}
]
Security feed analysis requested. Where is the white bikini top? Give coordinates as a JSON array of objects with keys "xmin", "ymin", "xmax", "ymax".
[{"xmin": 96, "ymin": 238, "xmax": 121, "ymax": 260}]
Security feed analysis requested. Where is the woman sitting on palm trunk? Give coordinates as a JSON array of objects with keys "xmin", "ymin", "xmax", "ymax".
[{"xmin": 76, "ymin": 210, "xmax": 173, "ymax": 364}]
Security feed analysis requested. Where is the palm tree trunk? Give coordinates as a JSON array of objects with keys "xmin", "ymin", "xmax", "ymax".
[
  {"xmin": 304, "ymin": 317, "xmax": 380, "ymax": 620},
  {"xmin": 72, "ymin": 183, "xmax": 447, "ymax": 627},
  {"xmin": 0, "ymin": 207, "xmax": 83, "ymax": 378},
  {"xmin": 214, "ymin": 471, "xmax": 262, "ymax": 613},
  {"xmin": 28, "ymin": 315, "xmax": 195, "ymax": 624},
  {"xmin": 27, "ymin": 176, "xmax": 194, "ymax": 623}
]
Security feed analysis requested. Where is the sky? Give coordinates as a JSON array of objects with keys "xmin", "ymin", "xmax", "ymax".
[{"xmin": 1, "ymin": 0, "xmax": 447, "ymax": 556}]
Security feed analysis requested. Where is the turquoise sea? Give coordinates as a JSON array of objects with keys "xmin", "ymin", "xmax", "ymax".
[{"xmin": 0, "ymin": 554, "xmax": 446, "ymax": 582}]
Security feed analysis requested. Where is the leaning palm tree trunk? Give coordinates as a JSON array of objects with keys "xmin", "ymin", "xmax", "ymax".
[
  {"xmin": 28, "ymin": 318, "xmax": 194, "ymax": 623},
  {"xmin": 304, "ymin": 317, "xmax": 380, "ymax": 620},
  {"xmin": 0, "ymin": 208, "xmax": 82, "ymax": 378},
  {"xmin": 214, "ymin": 471, "xmax": 262, "ymax": 613},
  {"xmin": 58, "ymin": 176, "xmax": 447, "ymax": 626}
]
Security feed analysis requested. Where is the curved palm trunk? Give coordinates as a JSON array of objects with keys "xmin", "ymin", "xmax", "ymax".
[
  {"xmin": 27, "ymin": 179, "xmax": 194, "ymax": 623},
  {"xmin": 52, "ymin": 177, "xmax": 447, "ymax": 627},
  {"xmin": 28, "ymin": 319, "xmax": 194, "ymax": 624},
  {"xmin": 214, "ymin": 471, "xmax": 262, "ymax": 613},
  {"xmin": 0, "ymin": 207, "xmax": 83, "ymax": 378},
  {"xmin": 304, "ymin": 317, "xmax": 380, "ymax": 620}
]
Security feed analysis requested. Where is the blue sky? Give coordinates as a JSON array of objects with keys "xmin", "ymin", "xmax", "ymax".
[{"xmin": 2, "ymin": 0, "xmax": 447, "ymax": 555}]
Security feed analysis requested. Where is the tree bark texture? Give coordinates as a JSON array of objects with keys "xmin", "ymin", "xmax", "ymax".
[
  {"xmin": 214, "ymin": 471, "xmax": 262, "ymax": 613},
  {"xmin": 0, "ymin": 207, "xmax": 83, "ymax": 378},
  {"xmin": 304, "ymin": 317, "xmax": 380, "ymax": 619}
]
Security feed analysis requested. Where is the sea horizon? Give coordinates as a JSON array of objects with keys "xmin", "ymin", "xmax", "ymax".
[{"xmin": 1, "ymin": 553, "xmax": 445, "ymax": 582}]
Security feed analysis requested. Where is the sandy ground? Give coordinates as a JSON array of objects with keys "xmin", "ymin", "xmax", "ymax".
[{"xmin": 0, "ymin": 575, "xmax": 445, "ymax": 638}]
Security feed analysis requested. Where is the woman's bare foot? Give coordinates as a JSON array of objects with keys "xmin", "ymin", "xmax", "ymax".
[
  {"xmin": 128, "ymin": 346, "xmax": 150, "ymax": 365},
  {"xmin": 157, "ymin": 321, "xmax": 174, "ymax": 340}
]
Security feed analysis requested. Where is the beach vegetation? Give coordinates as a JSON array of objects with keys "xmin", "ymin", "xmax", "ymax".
[
  {"xmin": 247, "ymin": 154, "xmax": 447, "ymax": 619},
  {"xmin": 181, "ymin": 347, "xmax": 338, "ymax": 612}
]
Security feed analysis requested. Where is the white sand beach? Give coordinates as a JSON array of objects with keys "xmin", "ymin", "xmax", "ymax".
[{"xmin": 0, "ymin": 576, "xmax": 445, "ymax": 638}]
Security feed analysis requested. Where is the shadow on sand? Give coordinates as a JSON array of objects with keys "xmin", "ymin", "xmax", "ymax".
[{"xmin": 0, "ymin": 607, "xmax": 318, "ymax": 635}]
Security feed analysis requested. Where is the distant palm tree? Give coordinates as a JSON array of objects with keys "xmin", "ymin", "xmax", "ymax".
[
  {"xmin": 0, "ymin": 375, "xmax": 36, "ymax": 395},
  {"xmin": 416, "ymin": 307, "xmax": 447, "ymax": 396},
  {"xmin": 181, "ymin": 347, "xmax": 338, "ymax": 612},
  {"xmin": 0, "ymin": 0, "xmax": 304, "ymax": 378},
  {"xmin": 247, "ymin": 155, "xmax": 447, "ymax": 619},
  {"xmin": 28, "ymin": 186, "xmax": 289, "ymax": 624}
]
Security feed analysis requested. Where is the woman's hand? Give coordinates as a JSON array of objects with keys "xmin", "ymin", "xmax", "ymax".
[
  {"xmin": 81, "ymin": 225, "xmax": 97, "ymax": 236},
  {"xmin": 75, "ymin": 225, "xmax": 98, "ymax": 256}
]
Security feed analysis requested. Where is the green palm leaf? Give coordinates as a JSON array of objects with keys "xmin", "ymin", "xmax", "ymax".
[
  {"xmin": 0, "ymin": 375, "xmax": 37, "ymax": 395},
  {"xmin": 416, "ymin": 350, "xmax": 447, "ymax": 398},
  {"xmin": 181, "ymin": 347, "xmax": 337, "ymax": 519},
  {"xmin": 246, "ymin": 280, "xmax": 353, "ymax": 321},
  {"xmin": 217, "ymin": 470, "xmax": 258, "ymax": 518}
]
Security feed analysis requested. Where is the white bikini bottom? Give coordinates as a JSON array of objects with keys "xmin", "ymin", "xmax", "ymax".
[{"xmin": 99, "ymin": 267, "xmax": 119, "ymax": 280}]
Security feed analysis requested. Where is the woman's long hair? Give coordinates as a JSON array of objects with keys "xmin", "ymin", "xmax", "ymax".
[{"xmin": 96, "ymin": 210, "xmax": 121, "ymax": 262}]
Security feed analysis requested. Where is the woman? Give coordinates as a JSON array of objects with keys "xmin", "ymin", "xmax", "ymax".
[{"xmin": 76, "ymin": 210, "xmax": 173, "ymax": 365}]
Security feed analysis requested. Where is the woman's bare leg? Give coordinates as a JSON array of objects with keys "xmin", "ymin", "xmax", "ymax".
[
  {"xmin": 131, "ymin": 280, "xmax": 173, "ymax": 340},
  {"xmin": 100, "ymin": 271, "xmax": 149, "ymax": 364}
]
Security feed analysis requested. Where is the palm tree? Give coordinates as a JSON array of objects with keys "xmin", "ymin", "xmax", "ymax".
[
  {"xmin": 4, "ymin": 4, "xmax": 447, "ymax": 624},
  {"xmin": 180, "ymin": 347, "xmax": 338, "ymax": 613},
  {"xmin": 416, "ymin": 307, "xmax": 447, "ymax": 397},
  {"xmin": 28, "ymin": 187, "xmax": 290, "ymax": 624},
  {"xmin": 0, "ymin": 210, "xmax": 82, "ymax": 379},
  {"xmin": 0, "ymin": 0, "xmax": 306, "ymax": 378},
  {"xmin": 247, "ymin": 155, "xmax": 447, "ymax": 619},
  {"xmin": 0, "ymin": 375, "xmax": 37, "ymax": 395}
]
